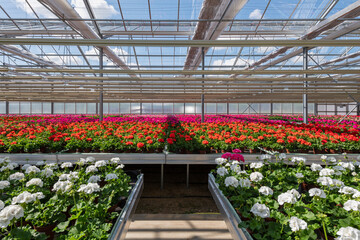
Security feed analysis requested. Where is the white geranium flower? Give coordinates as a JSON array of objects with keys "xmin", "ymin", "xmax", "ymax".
[
  {"xmin": 25, "ymin": 166, "xmax": 40, "ymax": 174},
  {"xmin": 310, "ymin": 163, "xmax": 323, "ymax": 172},
  {"xmin": 33, "ymin": 192, "xmax": 45, "ymax": 200},
  {"xmin": 78, "ymin": 183, "xmax": 101, "ymax": 194},
  {"xmin": 317, "ymin": 177, "xmax": 334, "ymax": 187},
  {"xmin": 45, "ymin": 163, "xmax": 58, "ymax": 169},
  {"xmin": 224, "ymin": 176, "xmax": 239, "ymax": 188},
  {"xmin": 339, "ymin": 187, "xmax": 359, "ymax": 195},
  {"xmin": 343, "ymin": 200, "xmax": 360, "ymax": 211},
  {"xmin": 41, "ymin": 168, "xmax": 53, "ymax": 178},
  {"xmin": 36, "ymin": 161, "xmax": 46, "ymax": 166},
  {"xmin": 8, "ymin": 172, "xmax": 25, "ymax": 181},
  {"xmin": 333, "ymin": 165, "xmax": 345, "ymax": 172},
  {"xmin": 0, "ymin": 205, "xmax": 24, "ymax": 228},
  {"xmin": 110, "ymin": 157, "xmax": 121, "ymax": 164},
  {"xmin": 59, "ymin": 172, "xmax": 78, "ymax": 181},
  {"xmin": 332, "ymin": 179, "xmax": 344, "ymax": 189},
  {"xmin": 291, "ymin": 156, "xmax": 306, "ymax": 164},
  {"xmin": 277, "ymin": 189, "xmax": 300, "ymax": 205},
  {"xmin": 238, "ymin": 178, "xmax": 251, "ymax": 188},
  {"xmin": 327, "ymin": 156, "xmax": 337, "ymax": 164},
  {"xmin": 250, "ymin": 162, "xmax": 264, "ymax": 169},
  {"xmin": 260, "ymin": 154, "xmax": 272, "ymax": 161},
  {"xmin": 52, "ymin": 180, "xmax": 73, "ymax": 193},
  {"xmin": 26, "ymin": 178, "xmax": 43, "ymax": 188},
  {"xmin": 88, "ymin": 175, "xmax": 101, "ymax": 183},
  {"xmin": 309, "ymin": 188, "xmax": 326, "ymax": 198},
  {"xmin": 336, "ymin": 227, "xmax": 360, "ymax": 240},
  {"xmin": 116, "ymin": 164, "xmax": 125, "ymax": 169},
  {"xmin": 85, "ymin": 157, "xmax": 95, "ymax": 163},
  {"xmin": 12, "ymin": 191, "xmax": 36, "ymax": 204},
  {"xmin": 94, "ymin": 160, "xmax": 107, "ymax": 168},
  {"xmin": 352, "ymin": 172, "xmax": 358, "ymax": 176},
  {"xmin": 295, "ymin": 173, "xmax": 304, "ymax": 178},
  {"xmin": 215, "ymin": 158, "xmax": 227, "ymax": 165},
  {"xmin": 21, "ymin": 164, "xmax": 32, "ymax": 171},
  {"xmin": 279, "ymin": 153, "xmax": 287, "ymax": 160},
  {"xmin": 86, "ymin": 165, "xmax": 98, "ymax": 174},
  {"xmin": 353, "ymin": 191, "xmax": 360, "ymax": 199},
  {"xmin": 321, "ymin": 155, "xmax": 327, "ymax": 160},
  {"xmin": 338, "ymin": 162, "xmax": 355, "ymax": 171},
  {"xmin": 289, "ymin": 217, "xmax": 308, "ymax": 232},
  {"xmin": 0, "ymin": 200, "xmax": 4, "ymax": 211},
  {"xmin": 0, "ymin": 181, "xmax": 10, "ymax": 190},
  {"xmin": 105, "ymin": 173, "xmax": 118, "ymax": 181},
  {"xmin": 225, "ymin": 163, "xmax": 230, "ymax": 167},
  {"xmin": 0, "ymin": 164, "xmax": 14, "ymax": 172},
  {"xmin": 217, "ymin": 167, "xmax": 228, "ymax": 177},
  {"xmin": 250, "ymin": 172, "xmax": 263, "ymax": 182},
  {"xmin": 61, "ymin": 162, "xmax": 73, "ymax": 169},
  {"xmin": 319, "ymin": 168, "xmax": 335, "ymax": 176},
  {"xmin": 250, "ymin": 203, "xmax": 270, "ymax": 218},
  {"xmin": 230, "ymin": 164, "xmax": 241, "ymax": 172},
  {"xmin": 77, "ymin": 158, "xmax": 86, "ymax": 166},
  {"xmin": 259, "ymin": 186, "xmax": 273, "ymax": 196}
]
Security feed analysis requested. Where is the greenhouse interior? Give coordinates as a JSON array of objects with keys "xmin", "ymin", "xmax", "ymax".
[{"xmin": 0, "ymin": 0, "xmax": 360, "ymax": 239}]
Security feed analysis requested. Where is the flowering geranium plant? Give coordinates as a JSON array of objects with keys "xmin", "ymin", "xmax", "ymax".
[
  {"xmin": 0, "ymin": 157, "xmax": 131, "ymax": 239},
  {"xmin": 212, "ymin": 154, "xmax": 360, "ymax": 239}
]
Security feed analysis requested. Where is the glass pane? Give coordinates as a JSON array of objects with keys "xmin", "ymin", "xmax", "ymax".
[
  {"xmin": 260, "ymin": 103, "xmax": 270, "ymax": 114},
  {"xmin": 153, "ymin": 103, "xmax": 163, "ymax": 113},
  {"xmin": 126, "ymin": 103, "xmax": 136, "ymax": 114},
  {"xmin": 206, "ymin": 103, "xmax": 216, "ymax": 114},
  {"xmin": 76, "ymin": 103, "xmax": 86, "ymax": 114},
  {"xmin": 87, "ymin": 103, "xmax": 96, "ymax": 114},
  {"xmin": 163, "ymin": 103, "xmax": 173, "ymax": 113},
  {"xmin": 174, "ymin": 103, "xmax": 184, "ymax": 113},
  {"xmin": 54, "ymin": 103, "xmax": 64, "ymax": 114},
  {"xmin": 9, "ymin": 102, "xmax": 19, "ymax": 114},
  {"xmin": 31, "ymin": 102, "xmax": 42, "ymax": 114},
  {"xmin": 0, "ymin": 102, "xmax": 5, "ymax": 114},
  {"xmin": 195, "ymin": 103, "xmax": 201, "ymax": 114},
  {"xmin": 103, "ymin": 103, "xmax": 109, "ymax": 114},
  {"xmin": 109, "ymin": 103, "xmax": 119, "ymax": 114},
  {"xmin": 327, "ymin": 105, "xmax": 335, "ymax": 111},
  {"xmin": 239, "ymin": 104, "xmax": 248, "ymax": 113},
  {"xmin": 143, "ymin": 103, "xmax": 152, "ymax": 114},
  {"xmin": 20, "ymin": 102, "xmax": 30, "ymax": 114},
  {"xmin": 249, "ymin": 103, "xmax": 259, "ymax": 114},
  {"xmin": 273, "ymin": 103, "xmax": 281, "ymax": 114},
  {"xmin": 229, "ymin": 103, "xmax": 238, "ymax": 114},
  {"xmin": 309, "ymin": 103, "xmax": 314, "ymax": 114},
  {"xmin": 293, "ymin": 103, "xmax": 302, "ymax": 113},
  {"xmin": 282, "ymin": 103, "xmax": 292, "ymax": 114},
  {"xmin": 65, "ymin": 103, "xmax": 75, "ymax": 114},
  {"xmin": 217, "ymin": 103, "xmax": 226, "ymax": 114},
  {"xmin": 43, "ymin": 102, "xmax": 51, "ymax": 114},
  {"xmin": 318, "ymin": 105, "xmax": 326, "ymax": 111},
  {"xmin": 185, "ymin": 103, "xmax": 195, "ymax": 114}
]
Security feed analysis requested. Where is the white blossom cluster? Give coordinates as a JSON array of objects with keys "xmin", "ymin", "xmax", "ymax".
[
  {"xmin": 95, "ymin": 160, "xmax": 107, "ymax": 168},
  {"xmin": 308, "ymin": 188, "xmax": 326, "ymax": 198},
  {"xmin": 8, "ymin": 172, "xmax": 25, "ymax": 181},
  {"xmin": 26, "ymin": 178, "xmax": 43, "ymax": 187},
  {"xmin": 86, "ymin": 165, "xmax": 98, "ymax": 174},
  {"xmin": 217, "ymin": 167, "xmax": 228, "ymax": 177},
  {"xmin": 291, "ymin": 157, "xmax": 306, "ymax": 164},
  {"xmin": 250, "ymin": 203, "xmax": 270, "ymax": 218},
  {"xmin": 110, "ymin": 157, "xmax": 121, "ymax": 164},
  {"xmin": 0, "ymin": 181, "xmax": 10, "ymax": 190},
  {"xmin": 59, "ymin": 171, "xmax": 79, "ymax": 181},
  {"xmin": 277, "ymin": 189, "xmax": 300, "ymax": 205},
  {"xmin": 317, "ymin": 177, "xmax": 344, "ymax": 189},
  {"xmin": 12, "ymin": 191, "xmax": 44, "ymax": 204},
  {"xmin": 25, "ymin": 166, "xmax": 40, "ymax": 174},
  {"xmin": 52, "ymin": 180, "xmax": 73, "ymax": 193},
  {"xmin": 259, "ymin": 186, "xmax": 273, "ymax": 196},
  {"xmin": 238, "ymin": 178, "xmax": 251, "ymax": 188},
  {"xmin": 250, "ymin": 162, "xmax": 264, "ymax": 169},
  {"xmin": 335, "ymin": 227, "xmax": 360, "ymax": 240},
  {"xmin": 41, "ymin": 168, "xmax": 54, "ymax": 178},
  {"xmin": 310, "ymin": 163, "xmax": 323, "ymax": 172},
  {"xmin": 343, "ymin": 200, "xmax": 360, "ymax": 212},
  {"xmin": 78, "ymin": 183, "xmax": 101, "ymax": 194},
  {"xmin": 288, "ymin": 217, "xmax": 308, "ymax": 232},
  {"xmin": 224, "ymin": 176, "xmax": 239, "ymax": 188},
  {"xmin": 0, "ymin": 205, "xmax": 24, "ymax": 228},
  {"xmin": 88, "ymin": 175, "xmax": 101, "ymax": 183},
  {"xmin": 249, "ymin": 172, "xmax": 263, "ymax": 182},
  {"xmin": 215, "ymin": 158, "xmax": 227, "ymax": 165},
  {"xmin": 105, "ymin": 173, "xmax": 118, "ymax": 181},
  {"xmin": 60, "ymin": 162, "xmax": 73, "ymax": 169}
]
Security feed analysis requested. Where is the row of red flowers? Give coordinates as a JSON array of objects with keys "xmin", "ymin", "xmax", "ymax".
[{"xmin": 0, "ymin": 114, "xmax": 359, "ymax": 153}]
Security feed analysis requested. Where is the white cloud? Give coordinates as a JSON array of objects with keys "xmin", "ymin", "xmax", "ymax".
[
  {"xmin": 249, "ymin": 9, "xmax": 262, "ymax": 19},
  {"xmin": 85, "ymin": 47, "xmax": 129, "ymax": 65},
  {"xmin": 71, "ymin": 0, "xmax": 118, "ymax": 19},
  {"xmin": 14, "ymin": 0, "xmax": 55, "ymax": 18},
  {"xmin": 47, "ymin": 55, "xmax": 83, "ymax": 66}
]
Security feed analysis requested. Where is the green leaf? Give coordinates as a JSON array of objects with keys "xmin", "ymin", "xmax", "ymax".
[{"xmin": 55, "ymin": 220, "xmax": 70, "ymax": 233}]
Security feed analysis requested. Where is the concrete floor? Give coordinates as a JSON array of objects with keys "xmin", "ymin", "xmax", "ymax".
[{"xmin": 125, "ymin": 214, "xmax": 233, "ymax": 240}]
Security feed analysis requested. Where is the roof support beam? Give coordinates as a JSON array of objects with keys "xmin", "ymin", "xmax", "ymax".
[
  {"xmin": 230, "ymin": 0, "xmax": 360, "ymax": 77},
  {"xmin": 38, "ymin": 0, "xmax": 136, "ymax": 78}
]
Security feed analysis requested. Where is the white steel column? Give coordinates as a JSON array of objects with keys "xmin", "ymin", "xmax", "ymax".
[
  {"xmin": 99, "ymin": 47, "xmax": 104, "ymax": 121},
  {"xmin": 303, "ymin": 47, "xmax": 309, "ymax": 124},
  {"xmin": 201, "ymin": 47, "xmax": 205, "ymax": 123}
]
